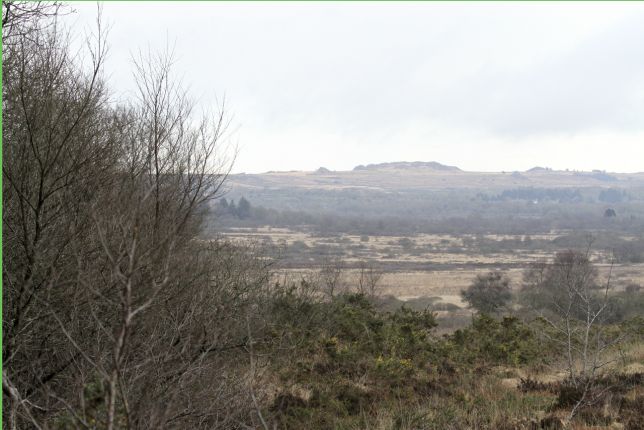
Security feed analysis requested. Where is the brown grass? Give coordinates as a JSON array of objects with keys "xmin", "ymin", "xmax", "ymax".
[{"xmin": 221, "ymin": 227, "xmax": 644, "ymax": 302}]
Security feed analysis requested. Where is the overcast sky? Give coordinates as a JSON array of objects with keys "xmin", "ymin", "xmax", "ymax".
[{"xmin": 69, "ymin": 2, "xmax": 644, "ymax": 173}]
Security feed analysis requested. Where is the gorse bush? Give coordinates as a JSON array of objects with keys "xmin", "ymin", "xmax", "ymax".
[
  {"xmin": 263, "ymin": 291, "xmax": 564, "ymax": 428},
  {"xmin": 449, "ymin": 315, "xmax": 547, "ymax": 367},
  {"xmin": 262, "ymin": 287, "xmax": 641, "ymax": 428}
]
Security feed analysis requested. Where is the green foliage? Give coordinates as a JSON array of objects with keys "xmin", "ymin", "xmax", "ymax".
[
  {"xmin": 449, "ymin": 315, "xmax": 545, "ymax": 367},
  {"xmin": 266, "ymin": 293, "xmax": 441, "ymax": 425},
  {"xmin": 215, "ymin": 195, "xmax": 252, "ymax": 219},
  {"xmin": 266, "ymin": 289, "xmax": 570, "ymax": 428},
  {"xmin": 260, "ymin": 282, "xmax": 643, "ymax": 429},
  {"xmin": 621, "ymin": 316, "xmax": 644, "ymax": 339},
  {"xmin": 375, "ymin": 294, "xmax": 460, "ymax": 313}
]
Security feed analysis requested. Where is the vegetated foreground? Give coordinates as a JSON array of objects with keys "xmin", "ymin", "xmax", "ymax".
[
  {"xmin": 208, "ymin": 225, "xmax": 644, "ymax": 428},
  {"xmin": 257, "ymin": 292, "xmax": 644, "ymax": 429},
  {"xmin": 3, "ymin": 3, "xmax": 643, "ymax": 429},
  {"xmin": 218, "ymin": 226, "xmax": 644, "ymax": 332}
]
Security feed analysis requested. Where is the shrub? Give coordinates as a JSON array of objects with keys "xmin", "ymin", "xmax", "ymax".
[
  {"xmin": 449, "ymin": 315, "xmax": 544, "ymax": 367},
  {"xmin": 461, "ymin": 271, "xmax": 512, "ymax": 314}
]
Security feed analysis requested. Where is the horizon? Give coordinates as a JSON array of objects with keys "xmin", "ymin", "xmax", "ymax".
[{"xmin": 232, "ymin": 160, "xmax": 644, "ymax": 175}]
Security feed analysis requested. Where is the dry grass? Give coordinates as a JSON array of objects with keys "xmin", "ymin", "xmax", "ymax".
[{"xmin": 221, "ymin": 227, "xmax": 644, "ymax": 302}]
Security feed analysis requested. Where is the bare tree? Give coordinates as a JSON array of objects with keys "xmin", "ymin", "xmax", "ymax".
[
  {"xmin": 524, "ymin": 248, "xmax": 625, "ymax": 420},
  {"xmin": 2, "ymin": 1, "xmax": 68, "ymax": 45},
  {"xmin": 356, "ymin": 261, "xmax": 383, "ymax": 297},
  {"xmin": 318, "ymin": 257, "xmax": 344, "ymax": 298},
  {"xmin": 2, "ymin": 6, "xmax": 276, "ymax": 429},
  {"xmin": 3, "ymin": 6, "xmax": 115, "ymax": 426}
]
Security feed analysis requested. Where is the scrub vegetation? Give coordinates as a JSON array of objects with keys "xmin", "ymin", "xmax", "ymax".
[{"xmin": 2, "ymin": 3, "xmax": 642, "ymax": 429}]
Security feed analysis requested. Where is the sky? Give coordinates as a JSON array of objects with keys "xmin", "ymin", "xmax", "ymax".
[{"xmin": 68, "ymin": 2, "xmax": 644, "ymax": 173}]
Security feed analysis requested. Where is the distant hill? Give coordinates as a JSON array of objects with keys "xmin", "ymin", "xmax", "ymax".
[
  {"xmin": 353, "ymin": 161, "xmax": 461, "ymax": 172},
  {"xmin": 217, "ymin": 161, "xmax": 644, "ymax": 234},
  {"xmin": 526, "ymin": 166, "xmax": 552, "ymax": 173},
  {"xmin": 228, "ymin": 161, "xmax": 644, "ymax": 192}
]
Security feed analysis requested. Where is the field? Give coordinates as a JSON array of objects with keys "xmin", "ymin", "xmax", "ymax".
[{"xmin": 221, "ymin": 226, "xmax": 644, "ymax": 325}]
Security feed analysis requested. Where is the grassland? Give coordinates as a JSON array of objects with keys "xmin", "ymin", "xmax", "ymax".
[
  {"xmin": 219, "ymin": 226, "xmax": 644, "ymax": 338},
  {"xmin": 222, "ymin": 227, "xmax": 644, "ymax": 294}
]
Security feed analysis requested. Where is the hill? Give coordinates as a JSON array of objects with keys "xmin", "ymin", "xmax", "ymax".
[
  {"xmin": 214, "ymin": 162, "xmax": 644, "ymax": 236},
  {"xmin": 353, "ymin": 161, "xmax": 461, "ymax": 172},
  {"xmin": 229, "ymin": 162, "xmax": 644, "ymax": 192}
]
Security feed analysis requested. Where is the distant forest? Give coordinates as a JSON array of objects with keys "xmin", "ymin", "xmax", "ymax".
[{"xmin": 210, "ymin": 186, "xmax": 644, "ymax": 236}]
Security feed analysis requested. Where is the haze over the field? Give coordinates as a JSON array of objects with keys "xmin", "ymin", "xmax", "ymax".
[{"xmin": 71, "ymin": 2, "xmax": 644, "ymax": 173}]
